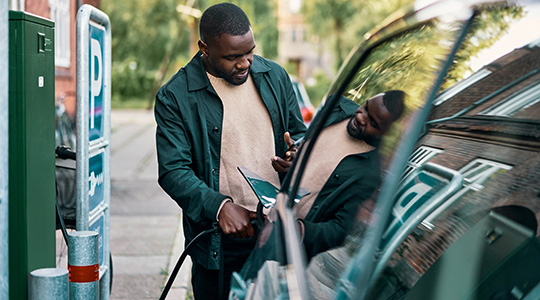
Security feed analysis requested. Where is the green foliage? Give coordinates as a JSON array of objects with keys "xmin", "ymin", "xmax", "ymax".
[
  {"xmin": 101, "ymin": 0, "xmax": 190, "ymax": 106},
  {"xmin": 303, "ymin": 0, "xmax": 415, "ymax": 71},
  {"xmin": 442, "ymin": 5, "xmax": 524, "ymax": 89},
  {"xmin": 203, "ymin": 0, "xmax": 279, "ymax": 58},
  {"xmin": 343, "ymin": 24, "xmax": 452, "ymax": 110},
  {"xmin": 303, "ymin": 0, "xmax": 358, "ymax": 69},
  {"xmin": 304, "ymin": 70, "xmax": 333, "ymax": 108},
  {"xmin": 102, "ymin": 0, "xmax": 279, "ymax": 107}
]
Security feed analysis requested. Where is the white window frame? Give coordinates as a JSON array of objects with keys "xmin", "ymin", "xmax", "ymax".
[
  {"xmin": 423, "ymin": 158, "xmax": 512, "ymax": 225},
  {"xmin": 401, "ymin": 146, "xmax": 443, "ymax": 183},
  {"xmin": 478, "ymin": 81, "xmax": 540, "ymax": 116},
  {"xmin": 9, "ymin": 0, "xmax": 25, "ymax": 10},
  {"xmin": 434, "ymin": 68, "xmax": 492, "ymax": 106},
  {"xmin": 49, "ymin": 0, "xmax": 71, "ymax": 68}
]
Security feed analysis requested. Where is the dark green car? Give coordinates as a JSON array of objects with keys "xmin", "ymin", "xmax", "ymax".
[{"xmin": 231, "ymin": 0, "xmax": 540, "ymax": 299}]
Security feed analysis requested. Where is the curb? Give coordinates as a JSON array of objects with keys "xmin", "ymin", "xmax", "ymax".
[{"xmin": 164, "ymin": 213, "xmax": 192, "ymax": 299}]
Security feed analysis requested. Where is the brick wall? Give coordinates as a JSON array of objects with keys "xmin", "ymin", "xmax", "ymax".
[{"xmin": 20, "ymin": 0, "xmax": 101, "ymax": 121}]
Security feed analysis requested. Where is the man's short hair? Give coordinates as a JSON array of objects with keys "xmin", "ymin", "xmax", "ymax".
[
  {"xmin": 382, "ymin": 90, "xmax": 405, "ymax": 122},
  {"xmin": 199, "ymin": 3, "xmax": 251, "ymax": 44}
]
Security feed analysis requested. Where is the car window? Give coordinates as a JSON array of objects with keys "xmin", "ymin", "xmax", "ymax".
[
  {"xmin": 367, "ymin": 2, "xmax": 540, "ymax": 299},
  {"xmin": 232, "ymin": 1, "xmax": 540, "ymax": 300},
  {"xmin": 232, "ymin": 2, "xmax": 473, "ymax": 299},
  {"xmin": 293, "ymin": 13, "xmax": 471, "ymax": 300}
]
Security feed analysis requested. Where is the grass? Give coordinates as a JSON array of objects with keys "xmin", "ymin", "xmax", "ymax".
[{"xmin": 111, "ymin": 97, "xmax": 153, "ymax": 110}]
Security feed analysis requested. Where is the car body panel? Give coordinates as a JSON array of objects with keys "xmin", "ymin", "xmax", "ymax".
[{"xmin": 231, "ymin": 1, "xmax": 540, "ymax": 299}]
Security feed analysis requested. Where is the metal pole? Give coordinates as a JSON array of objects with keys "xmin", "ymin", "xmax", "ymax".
[
  {"xmin": 68, "ymin": 231, "xmax": 99, "ymax": 300},
  {"xmin": 77, "ymin": 5, "xmax": 112, "ymax": 298},
  {"xmin": 0, "ymin": 1, "xmax": 9, "ymax": 299},
  {"xmin": 29, "ymin": 268, "xmax": 69, "ymax": 300}
]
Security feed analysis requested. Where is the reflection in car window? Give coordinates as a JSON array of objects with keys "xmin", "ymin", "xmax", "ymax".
[
  {"xmin": 371, "ymin": 2, "xmax": 540, "ymax": 299},
  {"xmin": 299, "ymin": 19, "xmax": 465, "ymax": 300},
  {"xmin": 234, "ymin": 2, "xmax": 540, "ymax": 300}
]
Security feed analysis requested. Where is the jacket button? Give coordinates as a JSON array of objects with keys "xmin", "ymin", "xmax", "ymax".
[
  {"xmin": 212, "ymin": 127, "xmax": 219, "ymax": 133},
  {"xmin": 212, "ymin": 251, "xmax": 218, "ymax": 259},
  {"xmin": 212, "ymin": 168, "xmax": 217, "ymax": 175},
  {"xmin": 334, "ymin": 174, "xmax": 340, "ymax": 180}
]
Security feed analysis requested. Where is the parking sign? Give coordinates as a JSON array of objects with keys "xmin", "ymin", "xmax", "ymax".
[
  {"xmin": 76, "ymin": 5, "xmax": 111, "ymax": 299},
  {"xmin": 89, "ymin": 22, "xmax": 105, "ymax": 143}
]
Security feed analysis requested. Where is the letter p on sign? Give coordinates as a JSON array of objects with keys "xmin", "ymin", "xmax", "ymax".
[{"xmin": 90, "ymin": 38, "xmax": 102, "ymax": 129}]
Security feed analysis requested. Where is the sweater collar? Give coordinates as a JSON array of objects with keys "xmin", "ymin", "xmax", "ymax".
[{"xmin": 185, "ymin": 51, "xmax": 271, "ymax": 92}]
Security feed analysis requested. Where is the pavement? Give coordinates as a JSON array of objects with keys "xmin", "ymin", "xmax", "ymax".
[
  {"xmin": 109, "ymin": 109, "xmax": 191, "ymax": 300},
  {"xmin": 56, "ymin": 109, "xmax": 192, "ymax": 300}
]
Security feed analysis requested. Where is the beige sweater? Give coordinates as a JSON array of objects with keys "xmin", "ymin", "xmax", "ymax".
[
  {"xmin": 207, "ymin": 73, "xmax": 280, "ymax": 212},
  {"xmin": 295, "ymin": 119, "xmax": 374, "ymax": 219}
]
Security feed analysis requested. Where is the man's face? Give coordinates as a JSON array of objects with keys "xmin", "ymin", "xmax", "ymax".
[
  {"xmin": 199, "ymin": 28, "xmax": 255, "ymax": 85},
  {"xmin": 347, "ymin": 93, "xmax": 394, "ymax": 146}
]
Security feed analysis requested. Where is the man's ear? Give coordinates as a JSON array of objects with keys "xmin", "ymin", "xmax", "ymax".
[{"xmin": 198, "ymin": 40, "xmax": 208, "ymax": 56}]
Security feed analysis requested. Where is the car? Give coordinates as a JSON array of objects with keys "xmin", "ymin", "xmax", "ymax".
[
  {"xmin": 230, "ymin": 0, "xmax": 540, "ymax": 299},
  {"xmin": 292, "ymin": 79, "xmax": 316, "ymax": 124}
]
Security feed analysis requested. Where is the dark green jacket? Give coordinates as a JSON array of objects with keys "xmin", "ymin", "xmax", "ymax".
[
  {"xmin": 155, "ymin": 51, "xmax": 306, "ymax": 269},
  {"xmin": 301, "ymin": 97, "xmax": 382, "ymax": 259}
]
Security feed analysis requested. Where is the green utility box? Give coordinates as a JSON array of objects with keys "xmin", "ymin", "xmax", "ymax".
[{"xmin": 8, "ymin": 11, "xmax": 55, "ymax": 300}]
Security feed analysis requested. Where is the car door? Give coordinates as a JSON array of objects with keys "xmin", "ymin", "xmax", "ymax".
[{"xmin": 231, "ymin": 1, "xmax": 540, "ymax": 299}]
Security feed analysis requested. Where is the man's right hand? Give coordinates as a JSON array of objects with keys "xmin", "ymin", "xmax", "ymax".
[
  {"xmin": 218, "ymin": 202, "xmax": 257, "ymax": 239},
  {"xmin": 271, "ymin": 132, "xmax": 300, "ymax": 173}
]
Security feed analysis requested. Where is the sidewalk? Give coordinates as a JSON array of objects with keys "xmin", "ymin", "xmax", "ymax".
[
  {"xmin": 55, "ymin": 109, "xmax": 192, "ymax": 299},
  {"xmin": 109, "ymin": 109, "xmax": 192, "ymax": 300}
]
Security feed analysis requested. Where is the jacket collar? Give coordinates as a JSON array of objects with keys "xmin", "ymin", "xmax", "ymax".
[
  {"xmin": 323, "ymin": 95, "xmax": 360, "ymax": 127},
  {"xmin": 185, "ymin": 51, "xmax": 271, "ymax": 92}
]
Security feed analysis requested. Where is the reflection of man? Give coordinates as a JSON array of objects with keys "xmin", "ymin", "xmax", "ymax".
[
  {"xmin": 275, "ymin": 91, "xmax": 405, "ymax": 259},
  {"xmin": 154, "ymin": 3, "xmax": 306, "ymax": 299}
]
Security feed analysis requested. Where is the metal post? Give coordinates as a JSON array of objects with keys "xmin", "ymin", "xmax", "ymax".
[
  {"xmin": 68, "ymin": 231, "xmax": 99, "ymax": 300},
  {"xmin": 0, "ymin": 1, "xmax": 9, "ymax": 299},
  {"xmin": 29, "ymin": 268, "xmax": 69, "ymax": 300},
  {"xmin": 77, "ymin": 5, "xmax": 111, "ymax": 298}
]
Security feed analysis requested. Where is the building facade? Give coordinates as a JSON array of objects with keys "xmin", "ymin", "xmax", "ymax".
[{"xmin": 9, "ymin": 0, "xmax": 101, "ymax": 121}]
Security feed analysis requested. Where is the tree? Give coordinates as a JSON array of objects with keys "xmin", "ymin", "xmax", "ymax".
[
  {"xmin": 101, "ymin": 0, "xmax": 190, "ymax": 106},
  {"xmin": 303, "ymin": 0, "xmax": 357, "ymax": 69},
  {"xmin": 101, "ymin": 0, "xmax": 280, "ymax": 108},
  {"xmin": 303, "ymin": 0, "xmax": 414, "ymax": 70}
]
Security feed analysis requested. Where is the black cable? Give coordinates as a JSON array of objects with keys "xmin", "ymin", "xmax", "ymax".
[
  {"xmin": 55, "ymin": 145, "xmax": 76, "ymax": 160},
  {"xmin": 159, "ymin": 227, "xmax": 218, "ymax": 300},
  {"xmin": 56, "ymin": 200, "xmax": 70, "ymax": 246}
]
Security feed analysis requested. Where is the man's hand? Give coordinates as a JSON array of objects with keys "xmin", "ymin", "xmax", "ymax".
[
  {"xmin": 218, "ymin": 202, "xmax": 258, "ymax": 239},
  {"xmin": 271, "ymin": 132, "xmax": 299, "ymax": 173},
  {"xmin": 271, "ymin": 156, "xmax": 292, "ymax": 173}
]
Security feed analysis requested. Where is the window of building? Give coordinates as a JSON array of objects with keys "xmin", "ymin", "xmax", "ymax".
[
  {"xmin": 49, "ymin": 0, "xmax": 71, "ymax": 68},
  {"xmin": 423, "ymin": 158, "xmax": 512, "ymax": 225},
  {"xmin": 9, "ymin": 0, "xmax": 25, "ymax": 10},
  {"xmin": 478, "ymin": 81, "xmax": 540, "ymax": 116},
  {"xmin": 401, "ymin": 146, "xmax": 443, "ymax": 182},
  {"xmin": 433, "ymin": 68, "xmax": 492, "ymax": 106}
]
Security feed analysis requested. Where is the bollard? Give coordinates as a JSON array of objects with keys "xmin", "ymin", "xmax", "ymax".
[
  {"xmin": 29, "ymin": 268, "xmax": 69, "ymax": 300},
  {"xmin": 68, "ymin": 231, "xmax": 99, "ymax": 300}
]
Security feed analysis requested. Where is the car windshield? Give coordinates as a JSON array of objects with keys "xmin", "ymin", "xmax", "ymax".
[{"xmin": 231, "ymin": 1, "xmax": 540, "ymax": 300}]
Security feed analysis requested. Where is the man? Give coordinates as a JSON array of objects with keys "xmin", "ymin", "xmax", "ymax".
[
  {"xmin": 154, "ymin": 3, "xmax": 306, "ymax": 299},
  {"xmin": 272, "ymin": 90, "xmax": 405, "ymax": 259}
]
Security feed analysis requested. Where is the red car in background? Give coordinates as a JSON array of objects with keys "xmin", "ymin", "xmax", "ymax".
[{"xmin": 292, "ymin": 79, "xmax": 315, "ymax": 125}]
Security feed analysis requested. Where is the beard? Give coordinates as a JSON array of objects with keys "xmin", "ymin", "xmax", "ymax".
[
  {"xmin": 346, "ymin": 116, "xmax": 381, "ymax": 147},
  {"xmin": 215, "ymin": 66, "xmax": 250, "ymax": 86}
]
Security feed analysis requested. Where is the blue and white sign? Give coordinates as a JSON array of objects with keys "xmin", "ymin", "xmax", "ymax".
[
  {"xmin": 381, "ymin": 171, "xmax": 446, "ymax": 248},
  {"xmin": 88, "ymin": 22, "xmax": 105, "ymax": 143},
  {"xmin": 77, "ymin": 5, "xmax": 111, "ymax": 297},
  {"xmin": 88, "ymin": 149, "xmax": 105, "ymax": 213}
]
